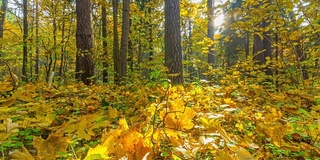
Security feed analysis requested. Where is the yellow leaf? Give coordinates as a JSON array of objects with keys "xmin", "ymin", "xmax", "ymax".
[
  {"xmin": 256, "ymin": 32, "xmax": 264, "ymax": 40},
  {"xmin": 4, "ymin": 118, "xmax": 19, "ymax": 135},
  {"xmin": 32, "ymin": 124, "xmax": 69, "ymax": 160},
  {"xmin": 108, "ymin": 106, "xmax": 118, "ymax": 119},
  {"xmin": 229, "ymin": 146, "xmax": 254, "ymax": 160},
  {"xmin": 235, "ymin": 123, "xmax": 244, "ymax": 131},
  {"xmin": 214, "ymin": 34, "xmax": 222, "ymax": 39},
  {"xmin": 122, "ymin": 131, "xmax": 143, "ymax": 152},
  {"xmin": 9, "ymin": 146, "xmax": 34, "ymax": 160},
  {"xmin": 289, "ymin": 31, "xmax": 299, "ymax": 40},
  {"xmin": 200, "ymin": 117, "xmax": 209, "ymax": 126},
  {"xmin": 0, "ymin": 82, "xmax": 13, "ymax": 92},
  {"xmin": 85, "ymin": 144, "xmax": 109, "ymax": 160},
  {"xmin": 119, "ymin": 118, "xmax": 129, "ymax": 130},
  {"xmin": 196, "ymin": 41, "xmax": 205, "ymax": 45}
]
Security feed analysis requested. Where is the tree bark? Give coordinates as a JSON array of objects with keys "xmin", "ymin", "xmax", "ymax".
[
  {"xmin": 0, "ymin": 0, "xmax": 8, "ymax": 38},
  {"xmin": 207, "ymin": 0, "xmax": 214, "ymax": 66},
  {"xmin": 22, "ymin": 0, "xmax": 28, "ymax": 81},
  {"xmin": 102, "ymin": 5, "xmax": 108, "ymax": 83},
  {"xmin": 119, "ymin": 0, "xmax": 130, "ymax": 83},
  {"xmin": 75, "ymin": 0, "xmax": 95, "ymax": 85},
  {"xmin": 35, "ymin": 0, "xmax": 40, "ymax": 80},
  {"xmin": 253, "ymin": 2, "xmax": 272, "ymax": 76},
  {"xmin": 165, "ymin": 0, "xmax": 183, "ymax": 84},
  {"xmin": 112, "ymin": 0, "xmax": 120, "ymax": 84}
]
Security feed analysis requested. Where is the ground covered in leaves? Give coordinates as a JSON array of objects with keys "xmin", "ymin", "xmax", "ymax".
[{"xmin": 0, "ymin": 79, "xmax": 320, "ymax": 159}]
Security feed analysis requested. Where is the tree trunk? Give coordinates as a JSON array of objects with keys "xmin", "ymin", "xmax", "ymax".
[
  {"xmin": 75, "ymin": 0, "xmax": 95, "ymax": 85},
  {"xmin": 59, "ymin": 3, "xmax": 66, "ymax": 79},
  {"xmin": 263, "ymin": 20, "xmax": 272, "ymax": 76},
  {"xmin": 22, "ymin": 0, "xmax": 28, "ymax": 82},
  {"xmin": 35, "ymin": 0, "xmax": 40, "ymax": 80},
  {"xmin": 207, "ymin": 0, "xmax": 214, "ymax": 66},
  {"xmin": 102, "ymin": 5, "xmax": 108, "ymax": 83},
  {"xmin": 165, "ymin": 0, "xmax": 183, "ymax": 84},
  {"xmin": 112, "ymin": 0, "xmax": 120, "ymax": 84},
  {"xmin": 119, "ymin": 0, "xmax": 130, "ymax": 83},
  {"xmin": 253, "ymin": 1, "xmax": 272, "ymax": 76},
  {"xmin": 0, "ymin": 0, "xmax": 8, "ymax": 38}
]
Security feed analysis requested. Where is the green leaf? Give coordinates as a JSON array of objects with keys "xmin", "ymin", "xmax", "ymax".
[
  {"xmin": 298, "ymin": 108, "xmax": 311, "ymax": 117},
  {"xmin": 316, "ymin": 98, "xmax": 320, "ymax": 105},
  {"xmin": 161, "ymin": 152, "xmax": 169, "ymax": 157}
]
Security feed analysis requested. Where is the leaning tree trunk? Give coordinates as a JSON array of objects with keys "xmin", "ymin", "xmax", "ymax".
[
  {"xmin": 75, "ymin": 0, "xmax": 95, "ymax": 85},
  {"xmin": 164, "ymin": 0, "xmax": 183, "ymax": 84}
]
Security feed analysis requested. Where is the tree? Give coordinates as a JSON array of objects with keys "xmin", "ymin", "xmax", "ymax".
[
  {"xmin": 112, "ymin": 0, "xmax": 120, "ymax": 84},
  {"xmin": 75, "ymin": 0, "xmax": 95, "ymax": 85},
  {"xmin": 22, "ymin": 0, "xmax": 28, "ymax": 81},
  {"xmin": 224, "ymin": 0, "xmax": 246, "ymax": 66},
  {"xmin": 207, "ymin": 0, "xmax": 214, "ymax": 66},
  {"xmin": 102, "ymin": 5, "xmax": 108, "ymax": 83},
  {"xmin": 253, "ymin": 1, "xmax": 272, "ymax": 76},
  {"xmin": 165, "ymin": 0, "xmax": 183, "ymax": 84},
  {"xmin": 0, "ymin": 0, "xmax": 8, "ymax": 38},
  {"xmin": 119, "ymin": 0, "xmax": 130, "ymax": 82},
  {"xmin": 35, "ymin": 0, "xmax": 40, "ymax": 80}
]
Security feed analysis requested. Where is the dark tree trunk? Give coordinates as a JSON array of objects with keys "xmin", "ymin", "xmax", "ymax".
[
  {"xmin": 0, "ymin": 0, "xmax": 8, "ymax": 38},
  {"xmin": 165, "ymin": 0, "xmax": 183, "ymax": 84},
  {"xmin": 22, "ymin": 0, "xmax": 28, "ymax": 81},
  {"xmin": 119, "ymin": 0, "xmax": 130, "ymax": 83},
  {"xmin": 75, "ymin": 0, "xmax": 95, "ymax": 85},
  {"xmin": 112, "ymin": 0, "xmax": 120, "ymax": 84},
  {"xmin": 102, "ymin": 5, "xmax": 108, "ymax": 83},
  {"xmin": 59, "ymin": 3, "xmax": 67, "ymax": 79},
  {"xmin": 253, "ymin": 1, "xmax": 272, "ymax": 76},
  {"xmin": 207, "ymin": 0, "xmax": 214, "ymax": 66},
  {"xmin": 263, "ymin": 20, "xmax": 272, "ymax": 75},
  {"xmin": 128, "ymin": 19, "xmax": 133, "ymax": 72},
  {"xmin": 253, "ymin": 32, "xmax": 265, "ymax": 65}
]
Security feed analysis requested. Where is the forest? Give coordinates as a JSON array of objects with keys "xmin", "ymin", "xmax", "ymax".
[{"xmin": 0, "ymin": 0, "xmax": 319, "ymax": 159}]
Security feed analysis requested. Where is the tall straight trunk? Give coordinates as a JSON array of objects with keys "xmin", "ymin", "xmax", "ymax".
[
  {"xmin": 262, "ymin": 20, "xmax": 272, "ymax": 75},
  {"xmin": 112, "ymin": 0, "xmax": 120, "ymax": 84},
  {"xmin": 128, "ymin": 19, "xmax": 133, "ymax": 72},
  {"xmin": 207, "ymin": 0, "xmax": 214, "ymax": 66},
  {"xmin": 47, "ymin": 2, "xmax": 58, "ymax": 82},
  {"xmin": 35, "ymin": 0, "xmax": 40, "ymax": 80},
  {"xmin": 102, "ymin": 6, "xmax": 108, "ymax": 83},
  {"xmin": 0, "ymin": 0, "xmax": 8, "ymax": 38},
  {"xmin": 119, "ymin": 0, "xmax": 130, "ymax": 82},
  {"xmin": 165, "ymin": 0, "xmax": 183, "ymax": 84},
  {"xmin": 22, "ymin": 0, "xmax": 28, "ymax": 81},
  {"xmin": 59, "ymin": 3, "xmax": 66, "ymax": 78},
  {"xmin": 75, "ymin": 0, "xmax": 95, "ymax": 85},
  {"xmin": 253, "ymin": 1, "xmax": 272, "ymax": 76}
]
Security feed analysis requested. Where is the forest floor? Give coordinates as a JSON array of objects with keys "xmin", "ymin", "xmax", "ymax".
[{"xmin": 0, "ymin": 80, "xmax": 320, "ymax": 159}]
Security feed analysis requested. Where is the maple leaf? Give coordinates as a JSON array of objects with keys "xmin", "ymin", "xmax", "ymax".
[
  {"xmin": 0, "ymin": 82, "xmax": 13, "ymax": 92},
  {"xmin": 121, "ymin": 131, "xmax": 143, "ymax": 152},
  {"xmin": 65, "ymin": 114, "xmax": 107, "ymax": 140},
  {"xmin": 0, "ymin": 118, "xmax": 19, "ymax": 141},
  {"xmin": 107, "ymin": 106, "xmax": 118, "ymax": 119},
  {"xmin": 32, "ymin": 123, "xmax": 69, "ymax": 160},
  {"xmin": 85, "ymin": 144, "xmax": 110, "ymax": 160},
  {"xmin": 9, "ymin": 146, "xmax": 34, "ymax": 160}
]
